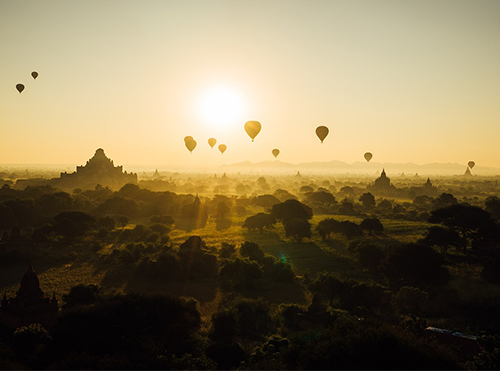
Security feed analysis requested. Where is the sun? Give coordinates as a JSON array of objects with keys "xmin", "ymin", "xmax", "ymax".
[{"xmin": 198, "ymin": 86, "xmax": 245, "ymax": 129}]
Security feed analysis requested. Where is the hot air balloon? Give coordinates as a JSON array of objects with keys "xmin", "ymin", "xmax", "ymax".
[
  {"xmin": 16, "ymin": 84, "xmax": 25, "ymax": 93},
  {"xmin": 31, "ymin": 71, "xmax": 38, "ymax": 79},
  {"xmin": 468, "ymin": 161, "xmax": 475, "ymax": 169},
  {"xmin": 185, "ymin": 139, "xmax": 197, "ymax": 153},
  {"xmin": 315, "ymin": 126, "xmax": 329, "ymax": 143},
  {"xmin": 208, "ymin": 138, "xmax": 217, "ymax": 148},
  {"xmin": 184, "ymin": 136, "xmax": 194, "ymax": 143},
  {"xmin": 272, "ymin": 149, "xmax": 280, "ymax": 158},
  {"xmin": 364, "ymin": 152, "xmax": 373, "ymax": 162},
  {"xmin": 218, "ymin": 144, "xmax": 227, "ymax": 154},
  {"xmin": 244, "ymin": 121, "xmax": 261, "ymax": 142}
]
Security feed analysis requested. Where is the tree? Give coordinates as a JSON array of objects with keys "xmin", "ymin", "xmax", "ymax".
[
  {"xmin": 346, "ymin": 283, "xmax": 388, "ymax": 312},
  {"xmin": 233, "ymin": 205, "xmax": 246, "ymax": 216},
  {"xmin": 219, "ymin": 257, "xmax": 263, "ymax": 288},
  {"xmin": 177, "ymin": 236, "xmax": 218, "ymax": 279},
  {"xmin": 312, "ymin": 273, "xmax": 351, "ymax": 306},
  {"xmin": 252, "ymin": 194, "xmax": 281, "ymax": 209},
  {"xmin": 485, "ymin": 196, "xmax": 500, "ymax": 220},
  {"xmin": 381, "ymin": 243, "xmax": 450, "ymax": 289},
  {"xmin": 413, "ymin": 195, "xmax": 434, "ymax": 209},
  {"xmin": 393, "ymin": 286, "xmax": 429, "ymax": 317},
  {"xmin": 300, "ymin": 185, "xmax": 314, "ymax": 193},
  {"xmin": 359, "ymin": 192, "xmax": 376, "ymax": 208},
  {"xmin": 339, "ymin": 199, "xmax": 354, "ymax": 214},
  {"xmin": 0, "ymin": 199, "xmax": 39, "ymax": 228},
  {"xmin": 281, "ymin": 318, "xmax": 462, "ymax": 370},
  {"xmin": 63, "ymin": 284, "xmax": 100, "ymax": 308},
  {"xmin": 378, "ymin": 199, "xmax": 393, "ymax": 210},
  {"xmin": 216, "ymin": 201, "xmax": 231, "ymax": 217},
  {"xmin": 273, "ymin": 189, "xmax": 297, "ymax": 202},
  {"xmin": 234, "ymin": 298, "xmax": 274, "ymax": 340},
  {"xmin": 243, "ymin": 213, "xmax": 276, "ymax": 233},
  {"xmin": 481, "ymin": 257, "xmax": 500, "ymax": 285},
  {"xmin": 284, "ymin": 218, "xmax": 312, "ymax": 242},
  {"xmin": 360, "ymin": 217, "xmax": 384, "ymax": 235},
  {"xmin": 117, "ymin": 215, "xmax": 129, "ymax": 229},
  {"xmin": 316, "ymin": 218, "xmax": 341, "ymax": 239},
  {"xmin": 12, "ymin": 323, "xmax": 52, "ymax": 358},
  {"xmin": 240, "ymin": 241, "xmax": 265, "ymax": 261},
  {"xmin": 96, "ymin": 216, "xmax": 115, "ymax": 231},
  {"xmin": 150, "ymin": 215, "xmax": 175, "ymax": 226},
  {"xmin": 210, "ymin": 309, "xmax": 239, "ymax": 341},
  {"xmin": 305, "ymin": 191, "xmax": 337, "ymax": 206},
  {"xmin": 95, "ymin": 196, "xmax": 140, "ymax": 218},
  {"xmin": 429, "ymin": 204, "xmax": 494, "ymax": 242},
  {"xmin": 433, "ymin": 193, "xmax": 458, "ymax": 210},
  {"xmin": 117, "ymin": 183, "xmax": 141, "ymax": 198},
  {"xmin": 53, "ymin": 211, "xmax": 96, "ymax": 240},
  {"xmin": 419, "ymin": 226, "xmax": 466, "ymax": 252},
  {"xmin": 339, "ymin": 221, "xmax": 363, "ymax": 239},
  {"xmin": 235, "ymin": 184, "xmax": 246, "ymax": 194},
  {"xmin": 36, "ymin": 192, "xmax": 72, "ymax": 217},
  {"xmin": 271, "ymin": 199, "xmax": 313, "ymax": 223},
  {"xmin": 340, "ymin": 186, "xmax": 355, "ymax": 197},
  {"xmin": 52, "ymin": 294, "xmax": 202, "ymax": 364},
  {"xmin": 355, "ymin": 244, "xmax": 385, "ymax": 270}
]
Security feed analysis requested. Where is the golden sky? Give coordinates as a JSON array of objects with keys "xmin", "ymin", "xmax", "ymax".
[{"xmin": 1, "ymin": 0, "xmax": 500, "ymax": 169}]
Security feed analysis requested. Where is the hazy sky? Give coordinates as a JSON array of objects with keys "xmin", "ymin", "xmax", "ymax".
[{"xmin": 1, "ymin": 0, "xmax": 500, "ymax": 169}]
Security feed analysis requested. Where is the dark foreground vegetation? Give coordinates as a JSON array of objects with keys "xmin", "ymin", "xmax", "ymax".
[{"xmin": 1, "ymin": 172, "xmax": 500, "ymax": 369}]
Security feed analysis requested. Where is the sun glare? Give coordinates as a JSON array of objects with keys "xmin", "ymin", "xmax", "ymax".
[{"xmin": 198, "ymin": 87, "xmax": 245, "ymax": 129}]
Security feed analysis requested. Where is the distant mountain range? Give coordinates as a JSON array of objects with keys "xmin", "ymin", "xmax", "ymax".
[{"xmin": 222, "ymin": 160, "xmax": 500, "ymax": 175}]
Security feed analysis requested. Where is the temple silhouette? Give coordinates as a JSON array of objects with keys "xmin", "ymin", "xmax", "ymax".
[
  {"xmin": 422, "ymin": 177, "xmax": 438, "ymax": 195},
  {"xmin": 56, "ymin": 148, "xmax": 137, "ymax": 190},
  {"xmin": 367, "ymin": 169, "xmax": 397, "ymax": 196},
  {"xmin": 1, "ymin": 262, "xmax": 58, "ymax": 329}
]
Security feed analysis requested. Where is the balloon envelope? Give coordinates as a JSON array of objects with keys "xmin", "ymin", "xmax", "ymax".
[
  {"xmin": 218, "ymin": 144, "xmax": 227, "ymax": 154},
  {"xmin": 31, "ymin": 71, "xmax": 38, "ymax": 79},
  {"xmin": 364, "ymin": 152, "xmax": 373, "ymax": 162},
  {"xmin": 16, "ymin": 84, "xmax": 25, "ymax": 93},
  {"xmin": 185, "ymin": 139, "xmax": 197, "ymax": 153},
  {"xmin": 244, "ymin": 121, "xmax": 261, "ymax": 141},
  {"xmin": 468, "ymin": 161, "xmax": 475, "ymax": 169},
  {"xmin": 184, "ymin": 136, "xmax": 194, "ymax": 143},
  {"xmin": 208, "ymin": 138, "xmax": 217, "ymax": 148},
  {"xmin": 272, "ymin": 149, "xmax": 280, "ymax": 158},
  {"xmin": 315, "ymin": 126, "xmax": 329, "ymax": 143}
]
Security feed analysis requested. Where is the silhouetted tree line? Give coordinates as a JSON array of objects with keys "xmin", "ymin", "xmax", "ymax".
[
  {"xmin": 0, "ymin": 288, "xmax": 469, "ymax": 370},
  {"xmin": 99, "ymin": 236, "xmax": 295, "ymax": 292}
]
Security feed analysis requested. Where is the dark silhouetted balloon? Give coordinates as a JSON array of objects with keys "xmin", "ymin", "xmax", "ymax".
[
  {"xmin": 468, "ymin": 161, "xmax": 475, "ymax": 169},
  {"xmin": 185, "ymin": 139, "xmax": 197, "ymax": 153},
  {"xmin": 364, "ymin": 152, "xmax": 373, "ymax": 162},
  {"xmin": 16, "ymin": 84, "xmax": 25, "ymax": 93},
  {"xmin": 31, "ymin": 71, "xmax": 38, "ymax": 79},
  {"xmin": 184, "ymin": 136, "xmax": 193, "ymax": 143},
  {"xmin": 208, "ymin": 138, "xmax": 217, "ymax": 148},
  {"xmin": 244, "ymin": 121, "xmax": 261, "ymax": 142},
  {"xmin": 315, "ymin": 126, "xmax": 329, "ymax": 143},
  {"xmin": 219, "ymin": 144, "xmax": 227, "ymax": 154},
  {"xmin": 272, "ymin": 149, "xmax": 280, "ymax": 158}
]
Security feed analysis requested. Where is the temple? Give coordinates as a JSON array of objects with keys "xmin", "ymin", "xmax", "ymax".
[
  {"xmin": 367, "ymin": 169, "xmax": 396, "ymax": 196},
  {"xmin": 56, "ymin": 148, "xmax": 137, "ymax": 190},
  {"xmin": 422, "ymin": 177, "xmax": 438, "ymax": 195},
  {"xmin": 0, "ymin": 261, "xmax": 58, "ymax": 329}
]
